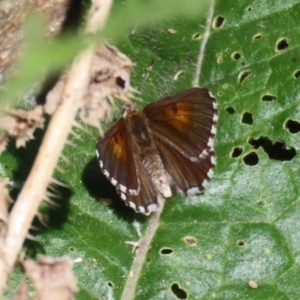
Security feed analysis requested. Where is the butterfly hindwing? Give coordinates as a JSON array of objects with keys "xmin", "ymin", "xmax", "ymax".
[
  {"xmin": 123, "ymin": 151, "xmax": 160, "ymax": 214},
  {"xmin": 143, "ymin": 88, "xmax": 217, "ymax": 161},
  {"xmin": 155, "ymin": 140, "xmax": 216, "ymax": 195}
]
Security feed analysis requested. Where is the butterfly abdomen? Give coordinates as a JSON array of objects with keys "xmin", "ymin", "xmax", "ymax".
[{"xmin": 126, "ymin": 111, "xmax": 172, "ymax": 199}]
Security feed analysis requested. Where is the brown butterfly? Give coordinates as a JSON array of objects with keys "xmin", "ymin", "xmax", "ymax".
[{"xmin": 96, "ymin": 88, "xmax": 218, "ymax": 215}]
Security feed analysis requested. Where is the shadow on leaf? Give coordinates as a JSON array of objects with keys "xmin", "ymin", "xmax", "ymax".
[{"xmin": 81, "ymin": 157, "xmax": 142, "ymax": 223}]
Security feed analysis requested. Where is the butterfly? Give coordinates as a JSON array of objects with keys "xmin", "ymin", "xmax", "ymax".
[{"xmin": 96, "ymin": 88, "xmax": 218, "ymax": 215}]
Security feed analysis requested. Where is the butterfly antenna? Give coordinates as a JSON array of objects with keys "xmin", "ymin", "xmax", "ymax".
[
  {"xmin": 122, "ymin": 59, "xmax": 155, "ymax": 109},
  {"xmin": 138, "ymin": 58, "xmax": 155, "ymax": 93}
]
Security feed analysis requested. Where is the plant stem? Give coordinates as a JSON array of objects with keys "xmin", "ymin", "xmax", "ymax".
[{"xmin": 0, "ymin": 0, "xmax": 113, "ymax": 294}]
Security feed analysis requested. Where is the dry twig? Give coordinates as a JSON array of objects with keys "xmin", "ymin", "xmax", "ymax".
[{"xmin": 0, "ymin": 0, "xmax": 114, "ymax": 294}]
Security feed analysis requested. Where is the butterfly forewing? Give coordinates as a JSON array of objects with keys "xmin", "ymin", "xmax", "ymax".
[
  {"xmin": 143, "ymin": 88, "xmax": 217, "ymax": 160},
  {"xmin": 96, "ymin": 118, "xmax": 139, "ymax": 195}
]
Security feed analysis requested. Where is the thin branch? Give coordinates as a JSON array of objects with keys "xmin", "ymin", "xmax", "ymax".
[
  {"xmin": 192, "ymin": 0, "xmax": 215, "ymax": 87},
  {"xmin": 0, "ymin": 0, "xmax": 113, "ymax": 294},
  {"xmin": 121, "ymin": 200, "xmax": 166, "ymax": 300}
]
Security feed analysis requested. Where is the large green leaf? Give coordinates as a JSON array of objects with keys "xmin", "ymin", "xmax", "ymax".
[{"xmin": 2, "ymin": 0, "xmax": 300, "ymax": 299}]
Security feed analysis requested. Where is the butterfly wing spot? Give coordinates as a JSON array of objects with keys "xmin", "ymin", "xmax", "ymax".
[
  {"xmin": 187, "ymin": 187, "xmax": 200, "ymax": 196},
  {"xmin": 213, "ymin": 113, "xmax": 218, "ymax": 122},
  {"xmin": 208, "ymin": 89, "xmax": 217, "ymax": 101},
  {"xmin": 129, "ymin": 201, "xmax": 136, "ymax": 210},
  {"xmin": 103, "ymin": 169, "xmax": 109, "ymax": 178},
  {"xmin": 128, "ymin": 201, "xmax": 157, "ymax": 214},
  {"xmin": 207, "ymin": 169, "xmax": 214, "ymax": 179},
  {"xmin": 99, "ymin": 159, "xmax": 103, "ymax": 168},
  {"xmin": 147, "ymin": 203, "xmax": 157, "ymax": 212},
  {"xmin": 111, "ymin": 177, "xmax": 117, "ymax": 186},
  {"xmin": 110, "ymin": 134, "xmax": 126, "ymax": 160},
  {"xmin": 138, "ymin": 206, "xmax": 146, "ymax": 214},
  {"xmin": 211, "ymin": 155, "xmax": 217, "ymax": 165},
  {"xmin": 199, "ymin": 149, "xmax": 209, "ymax": 159},
  {"xmin": 121, "ymin": 193, "xmax": 127, "ymax": 200},
  {"xmin": 119, "ymin": 184, "xmax": 127, "ymax": 193},
  {"xmin": 202, "ymin": 179, "xmax": 209, "ymax": 188},
  {"xmin": 128, "ymin": 188, "xmax": 140, "ymax": 196},
  {"xmin": 208, "ymin": 137, "xmax": 214, "ymax": 149},
  {"xmin": 211, "ymin": 125, "xmax": 217, "ymax": 135}
]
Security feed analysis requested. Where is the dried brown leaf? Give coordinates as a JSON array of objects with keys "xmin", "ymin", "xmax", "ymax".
[
  {"xmin": 23, "ymin": 255, "xmax": 77, "ymax": 300},
  {"xmin": 45, "ymin": 44, "xmax": 134, "ymax": 131},
  {"xmin": 0, "ymin": 105, "xmax": 44, "ymax": 149},
  {"xmin": 0, "ymin": 0, "xmax": 72, "ymax": 76},
  {"xmin": 88, "ymin": 44, "xmax": 134, "ymax": 98}
]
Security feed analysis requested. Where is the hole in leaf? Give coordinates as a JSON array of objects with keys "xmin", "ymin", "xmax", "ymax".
[
  {"xmin": 213, "ymin": 16, "xmax": 225, "ymax": 28},
  {"xmin": 108, "ymin": 282, "xmax": 114, "ymax": 288},
  {"xmin": 171, "ymin": 283, "xmax": 187, "ymax": 299},
  {"xmin": 69, "ymin": 247, "xmax": 74, "ymax": 251},
  {"xmin": 241, "ymin": 112, "xmax": 253, "ymax": 125},
  {"xmin": 247, "ymin": 6, "xmax": 252, "ymax": 11},
  {"xmin": 293, "ymin": 70, "xmax": 300, "ymax": 79},
  {"xmin": 232, "ymin": 52, "xmax": 241, "ymax": 60},
  {"xmin": 237, "ymin": 240, "xmax": 245, "ymax": 246},
  {"xmin": 249, "ymin": 137, "xmax": 296, "ymax": 161},
  {"xmin": 238, "ymin": 70, "xmax": 251, "ymax": 83},
  {"xmin": 184, "ymin": 236, "xmax": 197, "ymax": 246},
  {"xmin": 243, "ymin": 152, "xmax": 259, "ymax": 166},
  {"xmin": 276, "ymin": 38, "xmax": 289, "ymax": 51},
  {"xmin": 231, "ymin": 147, "xmax": 243, "ymax": 158},
  {"xmin": 226, "ymin": 106, "xmax": 235, "ymax": 114},
  {"xmin": 261, "ymin": 94, "xmax": 277, "ymax": 101},
  {"xmin": 218, "ymin": 91, "xmax": 223, "ymax": 96},
  {"xmin": 253, "ymin": 33, "xmax": 262, "ymax": 40},
  {"xmin": 257, "ymin": 201, "xmax": 264, "ymax": 207},
  {"xmin": 160, "ymin": 248, "xmax": 173, "ymax": 255},
  {"xmin": 285, "ymin": 119, "xmax": 300, "ymax": 133},
  {"xmin": 192, "ymin": 32, "xmax": 201, "ymax": 40}
]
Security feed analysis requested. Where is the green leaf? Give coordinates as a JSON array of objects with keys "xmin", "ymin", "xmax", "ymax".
[{"xmin": 3, "ymin": 0, "xmax": 300, "ymax": 299}]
